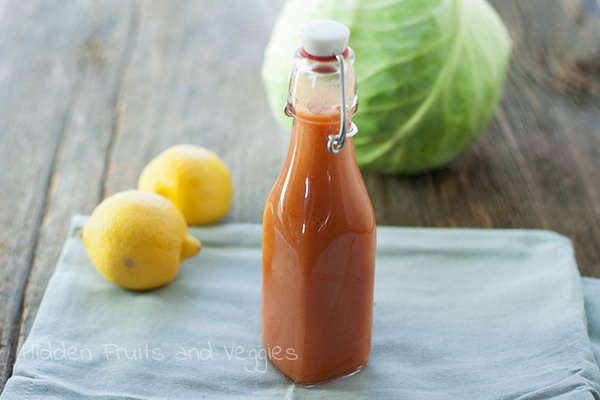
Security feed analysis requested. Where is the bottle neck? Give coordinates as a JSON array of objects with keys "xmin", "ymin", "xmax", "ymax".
[
  {"xmin": 287, "ymin": 112, "xmax": 357, "ymax": 169},
  {"xmin": 285, "ymin": 47, "xmax": 357, "ymax": 124},
  {"xmin": 284, "ymin": 47, "xmax": 358, "ymax": 158}
]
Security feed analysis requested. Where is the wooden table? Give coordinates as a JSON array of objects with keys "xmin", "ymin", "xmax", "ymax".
[{"xmin": 1, "ymin": 0, "xmax": 599, "ymax": 390}]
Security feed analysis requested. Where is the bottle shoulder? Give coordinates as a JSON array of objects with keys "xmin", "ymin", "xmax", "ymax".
[{"xmin": 264, "ymin": 164, "xmax": 375, "ymax": 235}]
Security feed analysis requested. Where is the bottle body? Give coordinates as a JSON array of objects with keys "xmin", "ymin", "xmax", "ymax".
[{"xmin": 262, "ymin": 109, "xmax": 376, "ymax": 384}]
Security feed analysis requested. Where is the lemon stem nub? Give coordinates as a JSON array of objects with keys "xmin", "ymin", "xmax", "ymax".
[{"xmin": 182, "ymin": 234, "xmax": 201, "ymax": 259}]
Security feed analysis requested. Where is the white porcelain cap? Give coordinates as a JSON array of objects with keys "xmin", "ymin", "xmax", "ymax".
[{"xmin": 301, "ymin": 20, "xmax": 350, "ymax": 57}]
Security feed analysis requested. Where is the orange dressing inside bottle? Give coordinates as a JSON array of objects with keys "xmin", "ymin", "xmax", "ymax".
[{"xmin": 262, "ymin": 21, "xmax": 376, "ymax": 385}]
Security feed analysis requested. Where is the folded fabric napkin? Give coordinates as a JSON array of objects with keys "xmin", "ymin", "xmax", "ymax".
[
  {"xmin": 2, "ymin": 216, "xmax": 599, "ymax": 399},
  {"xmin": 583, "ymin": 278, "xmax": 600, "ymax": 375}
]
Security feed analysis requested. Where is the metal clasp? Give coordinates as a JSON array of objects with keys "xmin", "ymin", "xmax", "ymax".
[{"xmin": 327, "ymin": 54, "xmax": 358, "ymax": 154}]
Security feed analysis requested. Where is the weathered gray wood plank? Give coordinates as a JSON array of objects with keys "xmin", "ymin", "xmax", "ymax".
[
  {"xmin": 16, "ymin": 0, "xmax": 139, "ymax": 352},
  {"xmin": 0, "ymin": 0, "xmax": 88, "ymax": 386},
  {"xmin": 0, "ymin": 0, "xmax": 137, "ymax": 388},
  {"xmin": 103, "ymin": 0, "xmax": 286, "ymax": 224}
]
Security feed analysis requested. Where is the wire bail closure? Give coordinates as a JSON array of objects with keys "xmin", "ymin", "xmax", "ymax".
[{"xmin": 327, "ymin": 54, "xmax": 358, "ymax": 154}]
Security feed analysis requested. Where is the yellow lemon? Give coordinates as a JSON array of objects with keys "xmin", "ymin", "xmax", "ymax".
[
  {"xmin": 82, "ymin": 190, "xmax": 201, "ymax": 290},
  {"xmin": 138, "ymin": 145, "xmax": 233, "ymax": 225}
]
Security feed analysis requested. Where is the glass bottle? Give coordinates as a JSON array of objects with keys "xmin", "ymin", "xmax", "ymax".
[{"xmin": 262, "ymin": 21, "xmax": 376, "ymax": 386}]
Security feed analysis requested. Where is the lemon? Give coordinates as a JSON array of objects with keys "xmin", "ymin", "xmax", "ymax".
[
  {"xmin": 138, "ymin": 145, "xmax": 233, "ymax": 226},
  {"xmin": 82, "ymin": 190, "xmax": 201, "ymax": 290}
]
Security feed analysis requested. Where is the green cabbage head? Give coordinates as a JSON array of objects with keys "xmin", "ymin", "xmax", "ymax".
[{"xmin": 262, "ymin": 0, "xmax": 512, "ymax": 174}]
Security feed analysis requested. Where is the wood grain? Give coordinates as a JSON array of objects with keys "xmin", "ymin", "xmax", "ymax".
[
  {"xmin": 102, "ymin": 0, "xmax": 286, "ymax": 223},
  {"xmin": 0, "ymin": 0, "xmax": 137, "ymax": 387},
  {"xmin": 0, "ymin": 0, "xmax": 599, "ymax": 391},
  {"xmin": 16, "ymin": 0, "xmax": 139, "ymax": 353}
]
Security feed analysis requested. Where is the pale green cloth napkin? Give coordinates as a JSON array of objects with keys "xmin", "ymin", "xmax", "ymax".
[{"xmin": 2, "ymin": 215, "xmax": 599, "ymax": 399}]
